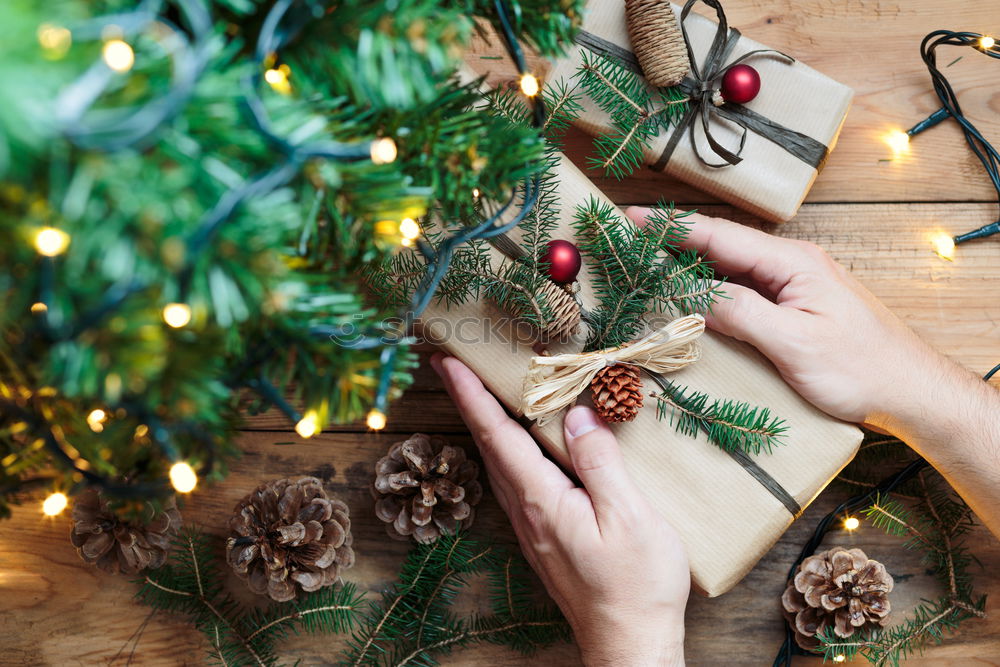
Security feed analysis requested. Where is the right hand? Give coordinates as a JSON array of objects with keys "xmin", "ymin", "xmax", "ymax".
[{"xmin": 624, "ymin": 208, "xmax": 982, "ymax": 434}]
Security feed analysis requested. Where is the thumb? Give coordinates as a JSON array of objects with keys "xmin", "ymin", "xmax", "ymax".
[{"xmin": 563, "ymin": 406, "xmax": 641, "ymax": 524}]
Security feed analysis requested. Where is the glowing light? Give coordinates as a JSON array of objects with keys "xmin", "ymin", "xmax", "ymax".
[
  {"xmin": 399, "ymin": 217, "xmax": 420, "ymax": 241},
  {"xmin": 169, "ymin": 462, "xmax": 198, "ymax": 493},
  {"xmin": 87, "ymin": 409, "xmax": 107, "ymax": 433},
  {"xmin": 264, "ymin": 64, "xmax": 291, "ymax": 95},
  {"xmin": 37, "ymin": 23, "xmax": 72, "ymax": 58},
  {"xmin": 472, "ymin": 187, "xmax": 481, "ymax": 200},
  {"xmin": 102, "ymin": 39, "xmax": 135, "ymax": 73},
  {"xmin": 370, "ymin": 137, "xmax": 398, "ymax": 165},
  {"xmin": 295, "ymin": 411, "xmax": 319, "ymax": 438},
  {"xmin": 833, "ymin": 655, "xmax": 846, "ymax": 663},
  {"xmin": 884, "ymin": 130, "xmax": 910, "ymax": 157},
  {"xmin": 519, "ymin": 73, "xmax": 540, "ymax": 97},
  {"xmin": 932, "ymin": 232, "xmax": 956, "ymax": 261},
  {"xmin": 366, "ymin": 409, "xmax": 387, "ymax": 431},
  {"xmin": 844, "ymin": 516, "xmax": 860, "ymax": 531},
  {"xmin": 980, "ymin": 35, "xmax": 995, "ymax": 49},
  {"xmin": 162, "ymin": 303, "xmax": 192, "ymax": 328},
  {"xmin": 42, "ymin": 492, "xmax": 68, "ymax": 516},
  {"xmin": 34, "ymin": 227, "xmax": 70, "ymax": 256},
  {"xmin": 30, "ymin": 302, "xmax": 48, "ymax": 314}
]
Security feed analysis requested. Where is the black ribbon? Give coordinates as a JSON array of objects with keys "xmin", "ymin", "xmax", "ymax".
[{"xmin": 575, "ymin": 0, "xmax": 830, "ymax": 172}]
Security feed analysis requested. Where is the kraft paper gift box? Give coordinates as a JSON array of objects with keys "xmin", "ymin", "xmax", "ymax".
[
  {"xmin": 547, "ymin": 0, "xmax": 854, "ymax": 223},
  {"xmin": 419, "ymin": 152, "xmax": 862, "ymax": 597}
]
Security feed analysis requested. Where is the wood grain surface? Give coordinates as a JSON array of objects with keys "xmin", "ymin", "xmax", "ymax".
[{"xmin": 5, "ymin": 2, "xmax": 1000, "ymax": 665}]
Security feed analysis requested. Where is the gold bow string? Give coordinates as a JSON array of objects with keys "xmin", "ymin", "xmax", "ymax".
[{"xmin": 520, "ymin": 314, "xmax": 706, "ymax": 426}]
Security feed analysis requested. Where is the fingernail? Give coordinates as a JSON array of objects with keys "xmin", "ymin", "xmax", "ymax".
[
  {"xmin": 429, "ymin": 352, "xmax": 444, "ymax": 376},
  {"xmin": 565, "ymin": 406, "xmax": 599, "ymax": 438}
]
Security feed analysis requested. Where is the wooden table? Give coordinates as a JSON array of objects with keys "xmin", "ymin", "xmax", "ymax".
[{"xmin": 4, "ymin": 1, "xmax": 1000, "ymax": 664}]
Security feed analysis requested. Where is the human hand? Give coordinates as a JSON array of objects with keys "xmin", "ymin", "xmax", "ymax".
[
  {"xmin": 625, "ymin": 207, "xmax": 982, "ymax": 435},
  {"xmin": 430, "ymin": 353, "xmax": 689, "ymax": 666}
]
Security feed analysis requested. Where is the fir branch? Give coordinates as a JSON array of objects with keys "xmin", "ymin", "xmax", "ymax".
[
  {"xmin": 576, "ymin": 52, "xmax": 688, "ymax": 179},
  {"xmin": 652, "ymin": 379, "xmax": 787, "ymax": 455}
]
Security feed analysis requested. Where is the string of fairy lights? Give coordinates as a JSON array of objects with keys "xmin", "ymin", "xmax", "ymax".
[
  {"xmin": 26, "ymin": 0, "xmax": 546, "ymax": 515},
  {"xmin": 883, "ymin": 31, "xmax": 999, "ymax": 260}
]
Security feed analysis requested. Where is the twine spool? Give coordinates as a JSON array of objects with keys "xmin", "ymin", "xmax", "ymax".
[{"xmin": 625, "ymin": 0, "xmax": 691, "ymax": 87}]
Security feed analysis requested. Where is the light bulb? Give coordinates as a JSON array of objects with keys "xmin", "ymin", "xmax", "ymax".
[
  {"xmin": 833, "ymin": 655, "xmax": 846, "ymax": 663},
  {"xmin": 884, "ymin": 130, "xmax": 910, "ymax": 157},
  {"xmin": 87, "ymin": 408, "xmax": 107, "ymax": 432},
  {"xmin": 366, "ymin": 409, "xmax": 387, "ymax": 431},
  {"xmin": 932, "ymin": 232, "xmax": 956, "ymax": 261},
  {"xmin": 42, "ymin": 492, "xmax": 68, "ymax": 516},
  {"xmin": 169, "ymin": 461, "xmax": 198, "ymax": 493},
  {"xmin": 37, "ymin": 23, "xmax": 72, "ymax": 58},
  {"xmin": 980, "ymin": 35, "xmax": 995, "ymax": 49},
  {"xmin": 35, "ymin": 227, "xmax": 70, "ymax": 256},
  {"xmin": 519, "ymin": 73, "xmax": 540, "ymax": 97},
  {"xmin": 102, "ymin": 39, "xmax": 135, "ymax": 73},
  {"xmin": 370, "ymin": 137, "xmax": 398, "ymax": 165},
  {"xmin": 472, "ymin": 187, "xmax": 481, "ymax": 200},
  {"xmin": 399, "ymin": 217, "xmax": 420, "ymax": 241},
  {"xmin": 844, "ymin": 516, "xmax": 860, "ymax": 531},
  {"xmin": 264, "ymin": 64, "xmax": 291, "ymax": 95},
  {"xmin": 31, "ymin": 302, "xmax": 48, "ymax": 314},
  {"xmin": 162, "ymin": 303, "xmax": 192, "ymax": 328},
  {"xmin": 295, "ymin": 410, "xmax": 319, "ymax": 438}
]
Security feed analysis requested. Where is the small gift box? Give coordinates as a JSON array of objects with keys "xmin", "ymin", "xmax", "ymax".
[
  {"xmin": 547, "ymin": 0, "xmax": 854, "ymax": 223},
  {"xmin": 419, "ymin": 151, "xmax": 862, "ymax": 596}
]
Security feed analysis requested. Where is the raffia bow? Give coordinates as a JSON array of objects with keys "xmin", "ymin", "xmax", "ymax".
[{"xmin": 520, "ymin": 314, "xmax": 706, "ymax": 426}]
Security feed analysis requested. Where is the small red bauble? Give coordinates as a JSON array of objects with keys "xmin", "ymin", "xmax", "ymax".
[
  {"xmin": 541, "ymin": 239, "xmax": 582, "ymax": 283},
  {"xmin": 720, "ymin": 64, "xmax": 761, "ymax": 104}
]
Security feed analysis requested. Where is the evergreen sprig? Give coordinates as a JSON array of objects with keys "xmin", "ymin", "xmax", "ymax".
[
  {"xmin": 814, "ymin": 453, "xmax": 987, "ymax": 667},
  {"xmin": 135, "ymin": 528, "xmax": 365, "ymax": 666},
  {"xmin": 345, "ymin": 533, "xmax": 570, "ymax": 667},
  {"xmin": 651, "ymin": 378, "xmax": 787, "ymax": 455},
  {"xmin": 571, "ymin": 196, "xmax": 718, "ymax": 350},
  {"xmin": 575, "ymin": 51, "xmax": 688, "ymax": 179}
]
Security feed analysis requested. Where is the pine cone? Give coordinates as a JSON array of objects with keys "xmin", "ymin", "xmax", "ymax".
[
  {"xmin": 590, "ymin": 363, "xmax": 644, "ymax": 422},
  {"xmin": 70, "ymin": 489, "xmax": 182, "ymax": 575},
  {"xmin": 226, "ymin": 477, "xmax": 355, "ymax": 602},
  {"xmin": 535, "ymin": 279, "xmax": 581, "ymax": 342},
  {"xmin": 371, "ymin": 433, "xmax": 482, "ymax": 544},
  {"xmin": 781, "ymin": 546, "xmax": 893, "ymax": 649}
]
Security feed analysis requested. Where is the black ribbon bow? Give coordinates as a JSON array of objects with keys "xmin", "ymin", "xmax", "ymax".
[{"xmin": 575, "ymin": 0, "xmax": 831, "ymax": 172}]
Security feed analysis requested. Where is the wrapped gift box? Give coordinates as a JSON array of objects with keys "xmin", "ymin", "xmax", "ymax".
[
  {"xmin": 547, "ymin": 1, "xmax": 854, "ymax": 223},
  {"xmin": 419, "ymin": 151, "xmax": 862, "ymax": 596}
]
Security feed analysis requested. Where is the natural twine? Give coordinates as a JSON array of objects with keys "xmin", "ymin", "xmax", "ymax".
[
  {"xmin": 625, "ymin": 0, "xmax": 692, "ymax": 87},
  {"xmin": 520, "ymin": 314, "xmax": 705, "ymax": 426}
]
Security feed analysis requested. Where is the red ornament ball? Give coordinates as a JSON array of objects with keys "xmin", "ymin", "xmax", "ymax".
[
  {"xmin": 720, "ymin": 64, "xmax": 761, "ymax": 104},
  {"xmin": 541, "ymin": 240, "xmax": 582, "ymax": 283}
]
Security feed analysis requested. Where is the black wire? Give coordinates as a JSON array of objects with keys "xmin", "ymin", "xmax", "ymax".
[
  {"xmin": 772, "ymin": 361, "xmax": 998, "ymax": 666},
  {"xmin": 917, "ymin": 31, "xmax": 1000, "ymax": 242}
]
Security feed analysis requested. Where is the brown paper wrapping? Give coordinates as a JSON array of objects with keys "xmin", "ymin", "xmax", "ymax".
[
  {"xmin": 420, "ymin": 153, "xmax": 862, "ymax": 597},
  {"xmin": 547, "ymin": 2, "xmax": 854, "ymax": 223}
]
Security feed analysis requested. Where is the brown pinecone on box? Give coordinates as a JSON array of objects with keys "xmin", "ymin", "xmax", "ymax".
[
  {"xmin": 781, "ymin": 546, "xmax": 893, "ymax": 649},
  {"xmin": 535, "ymin": 279, "xmax": 581, "ymax": 342},
  {"xmin": 70, "ymin": 488, "xmax": 182, "ymax": 574},
  {"xmin": 226, "ymin": 477, "xmax": 355, "ymax": 602},
  {"xmin": 372, "ymin": 433, "xmax": 482, "ymax": 544},
  {"xmin": 590, "ymin": 363, "xmax": 644, "ymax": 422}
]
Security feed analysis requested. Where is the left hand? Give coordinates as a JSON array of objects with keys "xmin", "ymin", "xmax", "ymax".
[{"xmin": 431, "ymin": 353, "xmax": 690, "ymax": 666}]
